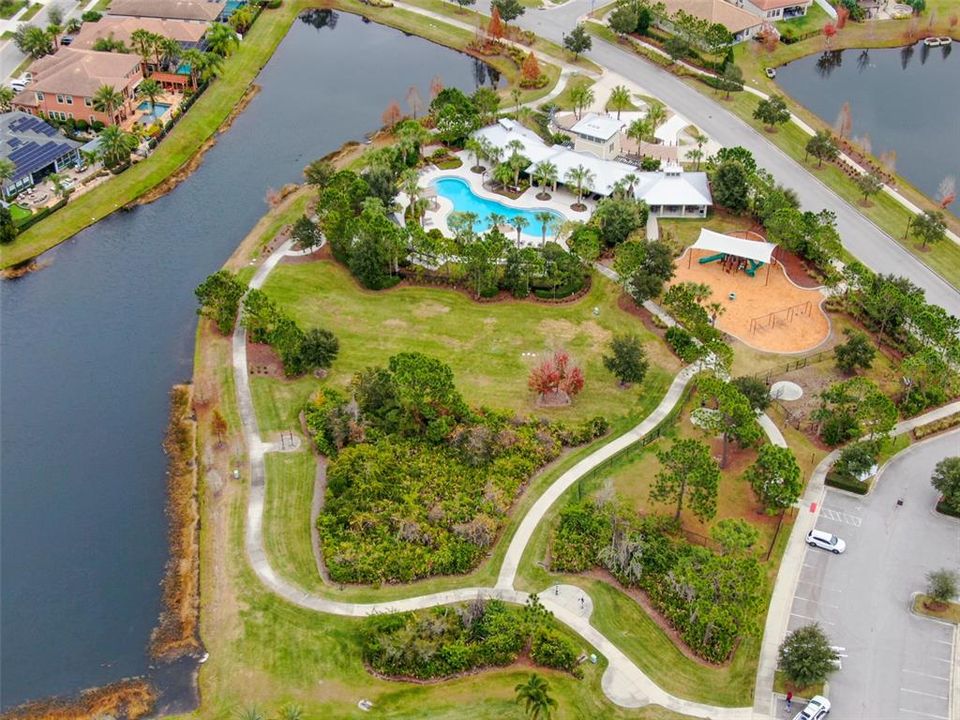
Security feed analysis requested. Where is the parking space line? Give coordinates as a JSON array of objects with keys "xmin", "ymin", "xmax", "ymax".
[
  {"xmin": 898, "ymin": 709, "xmax": 949, "ymax": 720},
  {"xmin": 932, "ymin": 639, "xmax": 952, "ymax": 646},
  {"xmin": 903, "ymin": 669, "xmax": 950, "ymax": 681},
  {"xmin": 900, "ymin": 688, "xmax": 949, "ymax": 700},
  {"xmin": 792, "ymin": 595, "xmax": 839, "ymax": 609},
  {"xmin": 789, "ymin": 611, "xmax": 835, "ymax": 625}
]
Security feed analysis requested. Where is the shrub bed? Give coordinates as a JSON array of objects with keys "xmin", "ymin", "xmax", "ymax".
[
  {"xmin": 362, "ymin": 597, "xmax": 582, "ymax": 679},
  {"xmin": 308, "ymin": 353, "xmax": 609, "ymax": 584},
  {"xmin": 824, "ymin": 471, "xmax": 870, "ymax": 495},
  {"xmin": 914, "ymin": 412, "xmax": 960, "ymax": 440},
  {"xmin": 551, "ymin": 501, "xmax": 764, "ymax": 662}
]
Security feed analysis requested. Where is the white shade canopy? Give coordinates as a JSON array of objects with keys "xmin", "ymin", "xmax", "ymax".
[{"xmin": 691, "ymin": 228, "xmax": 777, "ymax": 264}]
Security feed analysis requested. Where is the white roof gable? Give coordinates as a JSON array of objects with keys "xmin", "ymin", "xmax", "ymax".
[{"xmin": 570, "ymin": 112, "xmax": 625, "ymax": 141}]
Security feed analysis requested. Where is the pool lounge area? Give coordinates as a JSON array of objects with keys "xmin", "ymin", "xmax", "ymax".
[{"xmin": 414, "ymin": 158, "xmax": 589, "ymax": 246}]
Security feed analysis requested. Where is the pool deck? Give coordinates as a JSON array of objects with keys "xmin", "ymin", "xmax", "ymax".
[{"xmin": 406, "ymin": 151, "xmax": 594, "ymax": 247}]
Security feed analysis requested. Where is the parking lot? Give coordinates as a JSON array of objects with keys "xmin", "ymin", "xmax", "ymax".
[{"xmin": 786, "ymin": 433, "xmax": 960, "ymax": 720}]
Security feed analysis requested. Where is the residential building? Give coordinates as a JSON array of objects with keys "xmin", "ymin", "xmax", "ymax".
[
  {"xmin": 12, "ymin": 48, "xmax": 144, "ymax": 126},
  {"xmin": 569, "ymin": 112, "xmax": 626, "ymax": 161},
  {"xmin": 726, "ymin": 0, "xmax": 813, "ymax": 21},
  {"xmin": 107, "ymin": 0, "xmax": 225, "ymax": 23},
  {"xmin": 472, "ymin": 119, "xmax": 713, "ymax": 217},
  {"xmin": 0, "ymin": 112, "xmax": 81, "ymax": 198},
  {"xmin": 70, "ymin": 16, "xmax": 208, "ymax": 52},
  {"xmin": 659, "ymin": 0, "xmax": 764, "ymax": 42}
]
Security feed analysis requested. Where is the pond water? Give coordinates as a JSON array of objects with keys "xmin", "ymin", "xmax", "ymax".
[
  {"xmin": 776, "ymin": 42, "xmax": 959, "ymax": 211},
  {"xmin": 0, "ymin": 11, "xmax": 494, "ymax": 709}
]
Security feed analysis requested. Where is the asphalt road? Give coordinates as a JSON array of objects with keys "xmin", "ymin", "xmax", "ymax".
[
  {"xmin": 786, "ymin": 431, "xmax": 960, "ymax": 720},
  {"xmin": 483, "ymin": 0, "xmax": 960, "ymax": 317}
]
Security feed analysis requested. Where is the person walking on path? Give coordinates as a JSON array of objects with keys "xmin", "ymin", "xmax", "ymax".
[{"xmin": 785, "ymin": 692, "xmax": 793, "ymax": 713}]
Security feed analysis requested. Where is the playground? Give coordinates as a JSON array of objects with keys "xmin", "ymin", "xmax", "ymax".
[{"xmin": 671, "ymin": 231, "xmax": 831, "ymax": 354}]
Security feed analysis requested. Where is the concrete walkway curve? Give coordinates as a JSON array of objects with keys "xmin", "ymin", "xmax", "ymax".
[{"xmin": 231, "ymin": 238, "xmax": 797, "ymax": 718}]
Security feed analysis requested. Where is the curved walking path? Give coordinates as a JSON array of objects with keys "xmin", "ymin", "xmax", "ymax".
[{"xmin": 231, "ymin": 238, "xmax": 805, "ymax": 718}]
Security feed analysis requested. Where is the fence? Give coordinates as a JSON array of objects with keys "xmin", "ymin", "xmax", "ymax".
[{"xmin": 749, "ymin": 349, "xmax": 832, "ymax": 383}]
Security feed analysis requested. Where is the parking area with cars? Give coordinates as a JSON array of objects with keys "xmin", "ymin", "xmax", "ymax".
[{"xmin": 785, "ymin": 432, "xmax": 960, "ymax": 720}]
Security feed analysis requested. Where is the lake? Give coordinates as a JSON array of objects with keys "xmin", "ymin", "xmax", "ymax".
[
  {"xmin": 776, "ymin": 42, "xmax": 959, "ymax": 211},
  {"xmin": 0, "ymin": 11, "xmax": 495, "ymax": 709}
]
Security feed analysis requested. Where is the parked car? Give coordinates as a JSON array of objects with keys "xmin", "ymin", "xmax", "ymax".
[
  {"xmin": 793, "ymin": 695, "xmax": 831, "ymax": 720},
  {"xmin": 807, "ymin": 529, "xmax": 846, "ymax": 554},
  {"xmin": 10, "ymin": 81, "xmax": 26, "ymax": 93},
  {"xmin": 61, "ymin": 35, "xmax": 74, "ymax": 46}
]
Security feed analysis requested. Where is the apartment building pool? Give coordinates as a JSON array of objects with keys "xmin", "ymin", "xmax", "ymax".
[{"xmin": 433, "ymin": 176, "xmax": 565, "ymax": 237}]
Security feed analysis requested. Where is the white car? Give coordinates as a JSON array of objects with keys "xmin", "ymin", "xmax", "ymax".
[
  {"xmin": 793, "ymin": 695, "xmax": 831, "ymax": 720},
  {"xmin": 807, "ymin": 529, "xmax": 846, "ymax": 554}
]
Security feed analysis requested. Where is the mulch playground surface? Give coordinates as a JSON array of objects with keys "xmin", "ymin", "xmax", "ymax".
[{"xmin": 671, "ymin": 247, "xmax": 830, "ymax": 354}]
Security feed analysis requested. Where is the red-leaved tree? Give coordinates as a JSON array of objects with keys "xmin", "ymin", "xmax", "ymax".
[
  {"xmin": 488, "ymin": 6, "xmax": 504, "ymax": 40},
  {"xmin": 382, "ymin": 100, "xmax": 403, "ymax": 128},
  {"xmin": 823, "ymin": 22, "xmax": 837, "ymax": 48},
  {"xmin": 521, "ymin": 51, "xmax": 541, "ymax": 83},
  {"xmin": 528, "ymin": 350, "xmax": 585, "ymax": 403}
]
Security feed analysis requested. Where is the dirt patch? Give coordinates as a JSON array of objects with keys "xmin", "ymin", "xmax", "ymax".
[
  {"xmin": 411, "ymin": 300, "xmax": 452, "ymax": 318},
  {"xmin": 772, "ymin": 247, "xmax": 822, "ymax": 289},
  {"xmin": 247, "ymin": 340, "xmax": 283, "ymax": 377},
  {"xmin": 1, "ymin": 679, "xmax": 157, "ymax": 720},
  {"xmin": 381, "ymin": 318, "xmax": 409, "ymax": 330},
  {"xmin": 537, "ymin": 318, "xmax": 578, "ymax": 343}
]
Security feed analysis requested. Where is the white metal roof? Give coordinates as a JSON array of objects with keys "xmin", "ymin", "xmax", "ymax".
[
  {"xmin": 691, "ymin": 228, "xmax": 777, "ymax": 263},
  {"xmin": 570, "ymin": 112, "xmax": 625, "ymax": 141}
]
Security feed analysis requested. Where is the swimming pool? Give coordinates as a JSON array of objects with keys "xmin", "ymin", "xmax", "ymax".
[
  {"xmin": 433, "ymin": 177, "xmax": 564, "ymax": 238},
  {"xmin": 137, "ymin": 101, "xmax": 171, "ymax": 125}
]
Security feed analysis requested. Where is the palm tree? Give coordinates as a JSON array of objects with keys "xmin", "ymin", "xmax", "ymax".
[
  {"xmin": 492, "ymin": 162, "xmax": 514, "ymax": 190},
  {"xmin": 130, "ymin": 28, "xmax": 155, "ymax": 67},
  {"xmin": 515, "ymin": 673, "xmax": 557, "ymax": 720},
  {"xmin": 228, "ymin": 4, "xmax": 255, "ymax": 33},
  {"xmin": 205, "ymin": 22, "xmax": 239, "ymax": 56},
  {"xmin": 47, "ymin": 172, "xmax": 67, "ymax": 199},
  {"xmin": 64, "ymin": 17, "xmax": 81, "ymax": 33},
  {"xmin": 400, "ymin": 168, "xmax": 422, "ymax": 225},
  {"xmin": 627, "ymin": 117, "xmax": 650, "ymax": 146},
  {"xmin": 158, "ymin": 36, "xmax": 182, "ymax": 71},
  {"xmin": 511, "ymin": 87, "xmax": 522, "ymax": 116},
  {"xmin": 534, "ymin": 210, "xmax": 554, "ymax": 247},
  {"xmin": 532, "ymin": 160, "xmax": 557, "ymax": 199},
  {"xmin": 645, "ymin": 100, "xmax": 666, "ymax": 134},
  {"xmin": 92, "ymin": 84, "xmax": 125, "ymax": 123},
  {"xmin": 689, "ymin": 127, "xmax": 707, "ymax": 169},
  {"xmin": 565, "ymin": 164, "xmax": 594, "ymax": 207},
  {"xmin": 179, "ymin": 48, "xmax": 205, "ymax": 87},
  {"xmin": 568, "ymin": 83, "xmax": 595, "ymax": 120},
  {"xmin": 687, "ymin": 147, "xmax": 704, "ymax": 171},
  {"xmin": 623, "ymin": 172, "xmax": 638, "ymax": 195},
  {"xmin": 509, "ymin": 215, "xmax": 529, "ymax": 246},
  {"xmin": 96, "ymin": 125, "xmax": 138, "ymax": 167},
  {"xmin": 465, "ymin": 137, "xmax": 485, "ymax": 172},
  {"xmin": 607, "ymin": 84, "xmax": 631, "ymax": 119},
  {"xmin": 46, "ymin": 22, "xmax": 62, "ymax": 50},
  {"xmin": 136, "ymin": 78, "xmax": 163, "ymax": 112},
  {"xmin": 235, "ymin": 706, "xmax": 264, "ymax": 720},
  {"xmin": 488, "ymin": 212, "xmax": 506, "ymax": 231}
]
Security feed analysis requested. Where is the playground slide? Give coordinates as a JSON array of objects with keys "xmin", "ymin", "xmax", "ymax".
[
  {"xmin": 698, "ymin": 253, "xmax": 726, "ymax": 265},
  {"xmin": 745, "ymin": 260, "xmax": 763, "ymax": 277}
]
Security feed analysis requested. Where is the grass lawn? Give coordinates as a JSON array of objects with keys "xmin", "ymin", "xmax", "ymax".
[
  {"xmin": 0, "ymin": 0, "xmax": 562, "ymax": 269},
  {"xmin": 773, "ymin": 670, "xmax": 824, "ymax": 698},
  {"xmin": 657, "ymin": 213, "xmax": 749, "ymax": 255},
  {"xmin": 259, "ymin": 259, "xmax": 680, "ymax": 424},
  {"xmin": 773, "ymin": 3, "xmax": 829, "ymax": 41},
  {"xmin": 20, "ymin": 1, "xmax": 40, "ymax": 20},
  {"xmin": 0, "ymin": 0, "xmax": 26, "ymax": 19},
  {"xmin": 549, "ymin": 73, "xmax": 595, "ymax": 111},
  {"xmin": 8, "ymin": 203, "xmax": 31, "ymax": 223}
]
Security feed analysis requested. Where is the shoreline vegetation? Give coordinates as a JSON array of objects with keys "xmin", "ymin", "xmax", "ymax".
[
  {"xmin": 149, "ymin": 384, "xmax": 202, "ymax": 661},
  {"xmin": 0, "ymin": 679, "xmax": 157, "ymax": 720}
]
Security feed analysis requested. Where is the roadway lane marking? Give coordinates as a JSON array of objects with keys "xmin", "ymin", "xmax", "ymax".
[
  {"xmin": 903, "ymin": 669, "xmax": 950, "ymax": 681},
  {"xmin": 795, "ymin": 579, "xmax": 842, "ymax": 592},
  {"xmin": 898, "ymin": 709, "xmax": 949, "ymax": 720},
  {"xmin": 900, "ymin": 688, "xmax": 949, "ymax": 700}
]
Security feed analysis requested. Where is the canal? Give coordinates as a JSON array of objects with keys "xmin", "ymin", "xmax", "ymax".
[
  {"xmin": 0, "ymin": 11, "xmax": 494, "ymax": 708},
  {"xmin": 776, "ymin": 42, "xmax": 958, "ymax": 212}
]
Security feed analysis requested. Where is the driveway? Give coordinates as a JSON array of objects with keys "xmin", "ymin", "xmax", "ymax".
[
  {"xmin": 786, "ymin": 431, "xmax": 960, "ymax": 720},
  {"xmin": 482, "ymin": 0, "xmax": 960, "ymax": 317}
]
